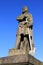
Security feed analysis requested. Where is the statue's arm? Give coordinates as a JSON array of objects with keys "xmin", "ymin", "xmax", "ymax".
[
  {"xmin": 30, "ymin": 14, "xmax": 33, "ymax": 23},
  {"xmin": 16, "ymin": 14, "xmax": 24, "ymax": 21},
  {"xmin": 28, "ymin": 14, "xmax": 33, "ymax": 26},
  {"xmin": 26, "ymin": 14, "xmax": 33, "ymax": 27}
]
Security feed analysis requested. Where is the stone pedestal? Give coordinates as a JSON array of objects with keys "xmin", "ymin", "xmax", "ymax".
[
  {"xmin": 0, "ymin": 54, "xmax": 43, "ymax": 65},
  {"xmin": 9, "ymin": 48, "xmax": 29, "ymax": 56}
]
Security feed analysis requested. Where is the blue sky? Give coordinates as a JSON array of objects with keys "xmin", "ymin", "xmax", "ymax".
[{"xmin": 0, "ymin": 0, "xmax": 43, "ymax": 61}]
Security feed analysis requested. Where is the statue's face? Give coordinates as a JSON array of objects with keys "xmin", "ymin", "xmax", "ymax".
[{"xmin": 22, "ymin": 6, "xmax": 28, "ymax": 13}]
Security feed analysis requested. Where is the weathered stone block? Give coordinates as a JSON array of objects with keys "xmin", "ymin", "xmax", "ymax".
[
  {"xmin": 0, "ymin": 54, "xmax": 42, "ymax": 65},
  {"xmin": 9, "ymin": 48, "xmax": 28, "ymax": 56}
]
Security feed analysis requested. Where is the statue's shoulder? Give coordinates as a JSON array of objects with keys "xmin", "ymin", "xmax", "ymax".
[
  {"xmin": 24, "ymin": 13, "xmax": 32, "ymax": 18},
  {"xmin": 28, "ymin": 13, "xmax": 32, "ymax": 17},
  {"xmin": 16, "ymin": 14, "xmax": 24, "ymax": 20}
]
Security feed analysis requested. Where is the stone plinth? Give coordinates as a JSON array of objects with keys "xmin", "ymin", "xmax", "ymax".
[
  {"xmin": 0, "ymin": 54, "xmax": 43, "ymax": 65},
  {"xmin": 9, "ymin": 48, "xmax": 29, "ymax": 56}
]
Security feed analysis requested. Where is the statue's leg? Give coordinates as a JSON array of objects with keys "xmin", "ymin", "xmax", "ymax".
[
  {"xmin": 15, "ymin": 35, "xmax": 21, "ymax": 49},
  {"xmin": 24, "ymin": 35, "xmax": 30, "ymax": 53},
  {"xmin": 15, "ymin": 25, "xmax": 22, "ymax": 49},
  {"xmin": 24, "ymin": 37, "xmax": 28, "ymax": 51},
  {"xmin": 20, "ymin": 41, "xmax": 24, "ymax": 49},
  {"xmin": 20, "ymin": 34, "xmax": 24, "ymax": 49}
]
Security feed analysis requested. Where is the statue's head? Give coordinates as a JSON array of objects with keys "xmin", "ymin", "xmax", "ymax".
[{"xmin": 22, "ymin": 6, "xmax": 28, "ymax": 13}]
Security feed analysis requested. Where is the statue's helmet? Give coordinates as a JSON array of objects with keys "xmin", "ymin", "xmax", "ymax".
[{"xmin": 22, "ymin": 6, "xmax": 28, "ymax": 13}]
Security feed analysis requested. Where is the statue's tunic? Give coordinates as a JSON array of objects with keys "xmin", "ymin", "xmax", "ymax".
[{"xmin": 16, "ymin": 13, "xmax": 33, "ymax": 36}]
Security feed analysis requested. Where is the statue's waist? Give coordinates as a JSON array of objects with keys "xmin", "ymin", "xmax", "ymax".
[{"xmin": 19, "ymin": 22, "xmax": 30, "ymax": 27}]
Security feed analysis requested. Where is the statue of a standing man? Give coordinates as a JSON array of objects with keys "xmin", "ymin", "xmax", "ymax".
[{"xmin": 15, "ymin": 6, "xmax": 34, "ymax": 53}]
